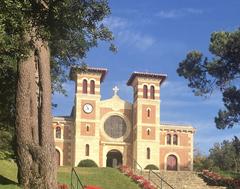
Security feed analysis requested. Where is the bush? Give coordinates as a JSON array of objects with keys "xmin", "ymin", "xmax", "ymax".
[
  {"xmin": 58, "ymin": 183, "xmax": 68, "ymax": 189},
  {"xmin": 0, "ymin": 129, "xmax": 14, "ymax": 160},
  {"xmin": 78, "ymin": 159, "xmax": 98, "ymax": 167},
  {"xmin": 144, "ymin": 164, "xmax": 159, "ymax": 170}
]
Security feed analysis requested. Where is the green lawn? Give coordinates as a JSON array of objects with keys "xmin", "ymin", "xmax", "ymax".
[
  {"xmin": 0, "ymin": 160, "xmax": 140, "ymax": 189},
  {"xmin": 0, "ymin": 160, "xmax": 19, "ymax": 189}
]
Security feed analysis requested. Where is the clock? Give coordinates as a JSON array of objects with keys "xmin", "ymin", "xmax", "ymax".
[{"xmin": 83, "ymin": 103, "xmax": 93, "ymax": 113}]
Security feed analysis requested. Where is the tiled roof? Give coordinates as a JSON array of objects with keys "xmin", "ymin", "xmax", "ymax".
[
  {"xmin": 127, "ymin": 71, "xmax": 167, "ymax": 86},
  {"xmin": 70, "ymin": 66, "xmax": 108, "ymax": 82}
]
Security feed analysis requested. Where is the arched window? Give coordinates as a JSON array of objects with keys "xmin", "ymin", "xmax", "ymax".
[
  {"xmin": 143, "ymin": 85, "xmax": 148, "ymax": 98},
  {"xmin": 56, "ymin": 126, "xmax": 61, "ymax": 139},
  {"xmin": 173, "ymin": 134, "xmax": 178, "ymax": 145},
  {"xmin": 150, "ymin": 86, "xmax": 155, "ymax": 99},
  {"xmin": 90, "ymin": 80, "xmax": 95, "ymax": 94},
  {"xmin": 104, "ymin": 115, "xmax": 127, "ymax": 138},
  {"xmin": 147, "ymin": 129, "xmax": 150, "ymax": 136},
  {"xmin": 83, "ymin": 79, "xmax": 87, "ymax": 94},
  {"xmin": 167, "ymin": 134, "xmax": 171, "ymax": 145},
  {"xmin": 86, "ymin": 125, "xmax": 90, "ymax": 132},
  {"xmin": 147, "ymin": 148, "xmax": 150, "ymax": 159},
  {"xmin": 85, "ymin": 144, "xmax": 89, "ymax": 156},
  {"xmin": 147, "ymin": 109, "xmax": 151, "ymax": 117}
]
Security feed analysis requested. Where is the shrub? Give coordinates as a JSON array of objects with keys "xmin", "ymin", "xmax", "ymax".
[
  {"xmin": 58, "ymin": 183, "xmax": 68, "ymax": 189},
  {"xmin": 144, "ymin": 164, "xmax": 159, "ymax": 170},
  {"xmin": 78, "ymin": 159, "xmax": 98, "ymax": 167},
  {"xmin": 84, "ymin": 186, "xmax": 103, "ymax": 189}
]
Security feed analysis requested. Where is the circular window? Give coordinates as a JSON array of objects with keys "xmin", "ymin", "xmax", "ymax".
[{"xmin": 104, "ymin": 115, "xmax": 127, "ymax": 138}]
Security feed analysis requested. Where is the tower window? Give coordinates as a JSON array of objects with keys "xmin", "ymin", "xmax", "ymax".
[
  {"xmin": 143, "ymin": 85, "xmax": 148, "ymax": 98},
  {"xmin": 150, "ymin": 86, "xmax": 155, "ymax": 99},
  {"xmin": 90, "ymin": 80, "xmax": 95, "ymax": 94},
  {"xmin": 56, "ymin": 126, "xmax": 61, "ymax": 139},
  {"xmin": 167, "ymin": 134, "xmax": 171, "ymax": 145},
  {"xmin": 173, "ymin": 134, "xmax": 178, "ymax": 145},
  {"xmin": 147, "ymin": 148, "xmax": 151, "ymax": 159},
  {"xmin": 85, "ymin": 144, "xmax": 89, "ymax": 156},
  {"xmin": 147, "ymin": 128, "xmax": 150, "ymax": 136},
  {"xmin": 83, "ymin": 79, "xmax": 88, "ymax": 94},
  {"xmin": 147, "ymin": 108, "xmax": 151, "ymax": 117},
  {"xmin": 86, "ymin": 125, "xmax": 90, "ymax": 132}
]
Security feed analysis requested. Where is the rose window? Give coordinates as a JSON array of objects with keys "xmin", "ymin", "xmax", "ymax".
[{"xmin": 104, "ymin": 115, "xmax": 127, "ymax": 138}]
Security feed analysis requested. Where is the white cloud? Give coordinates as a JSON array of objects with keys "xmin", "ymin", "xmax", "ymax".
[
  {"xmin": 161, "ymin": 80, "xmax": 223, "ymax": 107},
  {"xmin": 185, "ymin": 8, "xmax": 203, "ymax": 14},
  {"xmin": 155, "ymin": 8, "xmax": 203, "ymax": 19},
  {"xmin": 190, "ymin": 120, "xmax": 240, "ymax": 154},
  {"xmin": 198, "ymin": 132, "xmax": 240, "ymax": 144},
  {"xmin": 118, "ymin": 30, "xmax": 155, "ymax": 51},
  {"xmin": 103, "ymin": 16, "xmax": 128, "ymax": 30},
  {"xmin": 162, "ymin": 80, "xmax": 193, "ymax": 97},
  {"xmin": 103, "ymin": 16, "xmax": 155, "ymax": 51}
]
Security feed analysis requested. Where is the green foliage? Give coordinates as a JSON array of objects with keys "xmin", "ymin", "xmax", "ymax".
[
  {"xmin": 194, "ymin": 152, "xmax": 214, "ymax": 171},
  {"xmin": 144, "ymin": 164, "xmax": 159, "ymax": 170},
  {"xmin": 194, "ymin": 137, "xmax": 240, "ymax": 173},
  {"xmin": 233, "ymin": 136, "xmax": 240, "ymax": 155},
  {"xmin": 0, "ymin": 150, "xmax": 12, "ymax": 160},
  {"xmin": 217, "ymin": 170, "xmax": 240, "ymax": 179},
  {"xmin": 0, "ymin": 0, "xmax": 115, "ymax": 95},
  {"xmin": 0, "ymin": 128, "xmax": 14, "ymax": 160},
  {"xmin": 78, "ymin": 159, "xmax": 98, "ymax": 167},
  {"xmin": 0, "ymin": 0, "xmax": 115, "ymax": 158},
  {"xmin": 208, "ymin": 138, "xmax": 240, "ymax": 172},
  {"xmin": 177, "ymin": 28, "xmax": 240, "ymax": 129}
]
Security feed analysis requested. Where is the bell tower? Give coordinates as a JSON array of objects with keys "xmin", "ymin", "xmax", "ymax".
[
  {"xmin": 70, "ymin": 67, "xmax": 107, "ymax": 166},
  {"xmin": 127, "ymin": 72, "xmax": 166, "ymax": 168}
]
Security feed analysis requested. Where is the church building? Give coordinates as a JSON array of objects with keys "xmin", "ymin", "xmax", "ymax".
[{"xmin": 53, "ymin": 67, "xmax": 195, "ymax": 171}]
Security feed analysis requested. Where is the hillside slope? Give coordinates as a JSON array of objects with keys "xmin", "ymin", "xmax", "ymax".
[{"xmin": 0, "ymin": 160, "xmax": 140, "ymax": 189}]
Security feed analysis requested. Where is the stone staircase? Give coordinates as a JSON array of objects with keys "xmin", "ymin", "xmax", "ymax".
[{"xmin": 142, "ymin": 171, "xmax": 227, "ymax": 189}]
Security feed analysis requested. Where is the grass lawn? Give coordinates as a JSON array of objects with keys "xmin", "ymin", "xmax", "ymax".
[
  {"xmin": 0, "ymin": 160, "xmax": 140, "ymax": 189},
  {"xmin": 0, "ymin": 160, "xmax": 19, "ymax": 189}
]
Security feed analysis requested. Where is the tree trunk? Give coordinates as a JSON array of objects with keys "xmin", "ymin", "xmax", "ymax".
[{"xmin": 16, "ymin": 34, "xmax": 57, "ymax": 189}]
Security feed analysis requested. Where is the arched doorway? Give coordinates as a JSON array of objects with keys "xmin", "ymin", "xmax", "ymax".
[
  {"xmin": 55, "ymin": 149, "xmax": 60, "ymax": 166},
  {"xmin": 106, "ymin": 150, "xmax": 123, "ymax": 168},
  {"xmin": 167, "ymin": 155, "xmax": 177, "ymax": 171}
]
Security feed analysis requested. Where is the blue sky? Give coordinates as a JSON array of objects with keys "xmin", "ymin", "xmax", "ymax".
[{"xmin": 53, "ymin": 0, "xmax": 240, "ymax": 154}]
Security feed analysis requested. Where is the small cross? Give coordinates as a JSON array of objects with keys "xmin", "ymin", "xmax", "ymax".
[{"xmin": 113, "ymin": 86, "xmax": 119, "ymax": 96}]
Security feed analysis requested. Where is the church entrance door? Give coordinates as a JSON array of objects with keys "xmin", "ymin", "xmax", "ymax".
[
  {"xmin": 106, "ymin": 150, "xmax": 123, "ymax": 168},
  {"xmin": 167, "ymin": 155, "xmax": 177, "ymax": 171}
]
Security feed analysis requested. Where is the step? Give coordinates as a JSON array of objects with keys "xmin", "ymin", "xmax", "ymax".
[{"xmin": 141, "ymin": 171, "xmax": 227, "ymax": 189}]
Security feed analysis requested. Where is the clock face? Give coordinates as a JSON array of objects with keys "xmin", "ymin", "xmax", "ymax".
[{"xmin": 83, "ymin": 103, "xmax": 93, "ymax": 114}]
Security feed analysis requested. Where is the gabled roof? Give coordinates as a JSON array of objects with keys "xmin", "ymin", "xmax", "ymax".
[
  {"xmin": 100, "ymin": 94, "xmax": 132, "ymax": 110},
  {"xmin": 70, "ymin": 66, "xmax": 108, "ymax": 82},
  {"xmin": 127, "ymin": 71, "xmax": 167, "ymax": 86}
]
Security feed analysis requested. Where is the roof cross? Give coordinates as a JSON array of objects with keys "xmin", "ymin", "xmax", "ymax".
[{"xmin": 113, "ymin": 86, "xmax": 119, "ymax": 96}]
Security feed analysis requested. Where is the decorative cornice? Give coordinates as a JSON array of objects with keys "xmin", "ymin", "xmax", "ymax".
[
  {"xmin": 100, "ymin": 141, "xmax": 131, "ymax": 146},
  {"xmin": 127, "ymin": 71, "xmax": 167, "ymax": 86},
  {"xmin": 70, "ymin": 66, "xmax": 108, "ymax": 82},
  {"xmin": 160, "ymin": 123, "xmax": 196, "ymax": 133},
  {"xmin": 53, "ymin": 116, "xmax": 73, "ymax": 122}
]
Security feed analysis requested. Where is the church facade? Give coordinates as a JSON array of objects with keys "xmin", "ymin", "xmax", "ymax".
[{"xmin": 53, "ymin": 67, "xmax": 195, "ymax": 171}]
